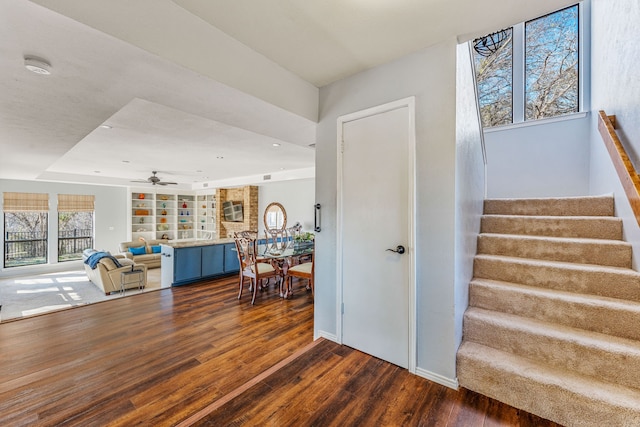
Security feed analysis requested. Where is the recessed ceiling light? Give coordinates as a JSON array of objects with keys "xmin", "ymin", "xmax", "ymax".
[
  {"xmin": 24, "ymin": 56, "xmax": 51, "ymax": 75},
  {"xmin": 100, "ymin": 124, "xmax": 112, "ymax": 129},
  {"xmin": 94, "ymin": 170, "xmax": 101, "ymax": 174},
  {"xmin": 272, "ymin": 143, "xmax": 281, "ymax": 147},
  {"xmin": 203, "ymin": 176, "xmax": 209, "ymax": 179},
  {"xmin": 216, "ymin": 156, "xmax": 224, "ymax": 159},
  {"xmin": 196, "ymin": 170, "xmax": 203, "ymax": 173},
  {"xmin": 122, "ymin": 160, "xmax": 130, "ymax": 163}
]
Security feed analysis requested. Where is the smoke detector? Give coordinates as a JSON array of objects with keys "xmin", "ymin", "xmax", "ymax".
[{"xmin": 24, "ymin": 57, "xmax": 51, "ymax": 75}]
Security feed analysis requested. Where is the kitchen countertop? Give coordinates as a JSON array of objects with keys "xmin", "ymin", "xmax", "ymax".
[{"xmin": 161, "ymin": 238, "xmax": 235, "ymax": 249}]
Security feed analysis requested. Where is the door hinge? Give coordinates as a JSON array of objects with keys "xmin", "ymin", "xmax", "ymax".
[{"xmin": 341, "ymin": 302, "xmax": 345, "ymax": 314}]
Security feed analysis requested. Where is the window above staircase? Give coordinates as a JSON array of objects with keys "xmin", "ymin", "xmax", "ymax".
[{"xmin": 473, "ymin": 3, "xmax": 587, "ymax": 129}]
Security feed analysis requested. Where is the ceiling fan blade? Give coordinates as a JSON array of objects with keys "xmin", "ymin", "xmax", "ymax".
[
  {"xmin": 157, "ymin": 181, "xmax": 178, "ymax": 185},
  {"xmin": 130, "ymin": 179, "xmax": 150, "ymax": 183}
]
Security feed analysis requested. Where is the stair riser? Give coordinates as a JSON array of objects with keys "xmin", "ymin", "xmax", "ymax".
[
  {"xmin": 457, "ymin": 346, "xmax": 640, "ymax": 427},
  {"xmin": 484, "ymin": 196, "xmax": 614, "ymax": 216},
  {"xmin": 481, "ymin": 216, "xmax": 622, "ymax": 240},
  {"xmin": 477, "ymin": 235, "xmax": 632, "ymax": 268},
  {"xmin": 473, "ymin": 256, "xmax": 640, "ymax": 302},
  {"xmin": 464, "ymin": 311, "xmax": 640, "ymax": 390},
  {"xmin": 470, "ymin": 281, "xmax": 640, "ymax": 341}
]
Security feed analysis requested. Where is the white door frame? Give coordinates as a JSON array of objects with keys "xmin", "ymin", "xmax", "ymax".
[{"xmin": 336, "ymin": 96, "xmax": 417, "ymax": 373}]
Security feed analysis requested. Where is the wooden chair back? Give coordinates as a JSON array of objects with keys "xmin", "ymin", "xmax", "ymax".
[
  {"xmin": 264, "ymin": 228, "xmax": 288, "ymax": 251},
  {"xmin": 234, "ymin": 234, "xmax": 258, "ymax": 271}
]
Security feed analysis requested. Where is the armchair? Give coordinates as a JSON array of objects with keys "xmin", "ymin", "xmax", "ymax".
[{"xmin": 83, "ymin": 250, "xmax": 147, "ymax": 295}]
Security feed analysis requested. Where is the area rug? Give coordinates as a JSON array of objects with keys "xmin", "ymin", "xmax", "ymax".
[{"xmin": 0, "ymin": 268, "xmax": 161, "ymax": 322}]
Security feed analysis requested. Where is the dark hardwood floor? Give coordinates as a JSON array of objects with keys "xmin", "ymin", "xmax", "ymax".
[{"xmin": 0, "ymin": 275, "xmax": 559, "ymax": 426}]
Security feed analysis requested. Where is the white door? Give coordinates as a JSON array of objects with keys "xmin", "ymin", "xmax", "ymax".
[{"xmin": 338, "ymin": 98, "xmax": 415, "ymax": 369}]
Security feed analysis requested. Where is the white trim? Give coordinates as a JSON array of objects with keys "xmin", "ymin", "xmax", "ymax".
[
  {"xmin": 512, "ymin": 22, "xmax": 525, "ymax": 124},
  {"xmin": 415, "ymin": 368, "xmax": 459, "ymax": 390},
  {"xmin": 315, "ymin": 330, "xmax": 338, "ymax": 342},
  {"xmin": 336, "ymin": 96, "xmax": 417, "ymax": 373},
  {"xmin": 483, "ymin": 111, "xmax": 588, "ymax": 134}
]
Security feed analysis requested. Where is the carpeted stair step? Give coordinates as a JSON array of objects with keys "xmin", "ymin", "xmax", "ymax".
[
  {"xmin": 480, "ymin": 214, "xmax": 623, "ymax": 240},
  {"xmin": 484, "ymin": 195, "xmax": 614, "ymax": 217},
  {"xmin": 477, "ymin": 233, "xmax": 632, "ymax": 268},
  {"xmin": 463, "ymin": 307, "xmax": 640, "ymax": 390},
  {"xmin": 457, "ymin": 341, "xmax": 640, "ymax": 427},
  {"xmin": 473, "ymin": 254, "xmax": 640, "ymax": 302},
  {"xmin": 469, "ymin": 279, "xmax": 640, "ymax": 341}
]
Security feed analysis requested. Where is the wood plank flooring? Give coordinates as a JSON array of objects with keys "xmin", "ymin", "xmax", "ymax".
[{"xmin": 0, "ymin": 274, "xmax": 560, "ymax": 426}]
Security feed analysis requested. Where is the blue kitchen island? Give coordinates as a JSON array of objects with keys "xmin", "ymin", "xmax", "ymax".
[{"xmin": 160, "ymin": 239, "xmax": 239, "ymax": 287}]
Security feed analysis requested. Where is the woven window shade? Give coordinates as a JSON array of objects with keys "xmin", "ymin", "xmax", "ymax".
[
  {"xmin": 3, "ymin": 192, "xmax": 49, "ymax": 212},
  {"xmin": 58, "ymin": 194, "xmax": 95, "ymax": 212}
]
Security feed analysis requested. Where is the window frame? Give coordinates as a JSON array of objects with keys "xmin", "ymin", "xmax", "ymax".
[
  {"xmin": 3, "ymin": 211, "xmax": 49, "ymax": 268},
  {"xmin": 57, "ymin": 211, "xmax": 95, "ymax": 262},
  {"xmin": 474, "ymin": 2, "xmax": 588, "ymax": 130}
]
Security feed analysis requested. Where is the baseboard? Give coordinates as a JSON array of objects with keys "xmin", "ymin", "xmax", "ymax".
[
  {"xmin": 315, "ymin": 329, "xmax": 338, "ymax": 342},
  {"xmin": 415, "ymin": 367, "xmax": 459, "ymax": 390}
]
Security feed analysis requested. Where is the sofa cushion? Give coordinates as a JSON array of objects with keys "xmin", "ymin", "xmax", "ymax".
[
  {"xmin": 129, "ymin": 246, "xmax": 147, "ymax": 255},
  {"xmin": 150, "ymin": 245, "xmax": 161, "ymax": 254}
]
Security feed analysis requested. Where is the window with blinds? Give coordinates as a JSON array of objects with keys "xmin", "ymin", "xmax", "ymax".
[
  {"xmin": 57, "ymin": 194, "xmax": 95, "ymax": 212},
  {"xmin": 3, "ymin": 192, "xmax": 49, "ymax": 212},
  {"xmin": 58, "ymin": 194, "xmax": 95, "ymax": 262},
  {"xmin": 3, "ymin": 192, "xmax": 49, "ymax": 267}
]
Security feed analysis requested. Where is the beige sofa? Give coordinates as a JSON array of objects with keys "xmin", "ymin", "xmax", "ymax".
[
  {"xmin": 83, "ymin": 251, "xmax": 148, "ymax": 295},
  {"xmin": 119, "ymin": 239, "xmax": 168, "ymax": 269}
]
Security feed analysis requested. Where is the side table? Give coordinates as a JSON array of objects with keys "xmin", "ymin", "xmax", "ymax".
[{"xmin": 120, "ymin": 269, "xmax": 145, "ymax": 295}]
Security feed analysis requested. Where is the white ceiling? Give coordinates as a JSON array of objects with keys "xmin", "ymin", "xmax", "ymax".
[{"xmin": 0, "ymin": 0, "xmax": 578, "ymax": 189}]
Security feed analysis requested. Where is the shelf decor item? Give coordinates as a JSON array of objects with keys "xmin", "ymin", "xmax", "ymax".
[
  {"xmin": 182, "ymin": 201, "xmax": 187, "ymax": 209},
  {"xmin": 138, "ymin": 193, "xmax": 145, "ymax": 200}
]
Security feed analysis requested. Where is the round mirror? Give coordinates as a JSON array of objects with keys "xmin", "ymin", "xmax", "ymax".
[{"xmin": 264, "ymin": 202, "xmax": 287, "ymax": 231}]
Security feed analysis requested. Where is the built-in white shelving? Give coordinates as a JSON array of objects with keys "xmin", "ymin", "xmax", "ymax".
[
  {"xmin": 130, "ymin": 190, "xmax": 216, "ymax": 241},
  {"xmin": 196, "ymin": 194, "xmax": 217, "ymax": 239}
]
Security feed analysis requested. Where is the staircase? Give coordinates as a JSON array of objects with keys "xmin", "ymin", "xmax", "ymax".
[{"xmin": 457, "ymin": 195, "xmax": 640, "ymax": 426}]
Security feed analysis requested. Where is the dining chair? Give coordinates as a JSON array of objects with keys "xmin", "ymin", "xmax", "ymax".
[
  {"xmin": 234, "ymin": 230, "xmax": 258, "ymax": 240},
  {"xmin": 284, "ymin": 252, "xmax": 314, "ymax": 298},
  {"xmin": 286, "ymin": 223, "xmax": 302, "ymax": 240},
  {"xmin": 234, "ymin": 234, "xmax": 281, "ymax": 304},
  {"xmin": 264, "ymin": 228, "xmax": 289, "ymax": 251}
]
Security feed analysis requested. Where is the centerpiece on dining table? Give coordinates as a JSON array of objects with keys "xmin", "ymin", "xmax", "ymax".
[{"xmin": 292, "ymin": 232, "xmax": 314, "ymax": 250}]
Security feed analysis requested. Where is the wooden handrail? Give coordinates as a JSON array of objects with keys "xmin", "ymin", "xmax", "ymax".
[{"xmin": 597, "ymin": 110, "xmax": 640, "ymax": 226}]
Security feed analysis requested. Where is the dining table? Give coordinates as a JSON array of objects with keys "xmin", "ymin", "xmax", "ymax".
[{"xmin": 257, "ymin": 242, "xmax": 314, "ymax": 297}]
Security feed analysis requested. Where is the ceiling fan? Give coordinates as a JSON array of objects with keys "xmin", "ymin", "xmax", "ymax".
[{"xmin": 131, "ymin": 171, "xmax": 177, "ymax": 186}]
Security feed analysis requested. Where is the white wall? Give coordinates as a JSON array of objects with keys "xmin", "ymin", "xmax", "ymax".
[
  {"xmin": 589, "ymin": 0, "xmax": 640, "ymax": 268},
  {"xmin": 454, "ymin": 44, "xmax": 486, "ymax": 354},
  {"xmin": 485, "ymin": 115, "xmax": 591, "ymax": 198},
  {"xmin": 316, "ymin": 38, "xmax": 464, "ymax": 385},
  {"xmin": 0, "ymin": 179, "xmax": 128, "ymax": 277},
  {"xmin": 257, "ymin": 179, "xmax": 315, "ymax": 235}
]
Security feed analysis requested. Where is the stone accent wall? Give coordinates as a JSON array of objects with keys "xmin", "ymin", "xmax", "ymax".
[{"xmin": 217, "ymin": 186, "xmax": 258, "ymax": 238}]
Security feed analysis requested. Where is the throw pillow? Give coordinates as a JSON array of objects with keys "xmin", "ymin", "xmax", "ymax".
[
  {"xmin": 151, "ymin": 245, "xmax": 161, "ymax": 254},
  {"xmin": 129, "ymin": 246, "xmax": 146, "ymax": 256}
]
